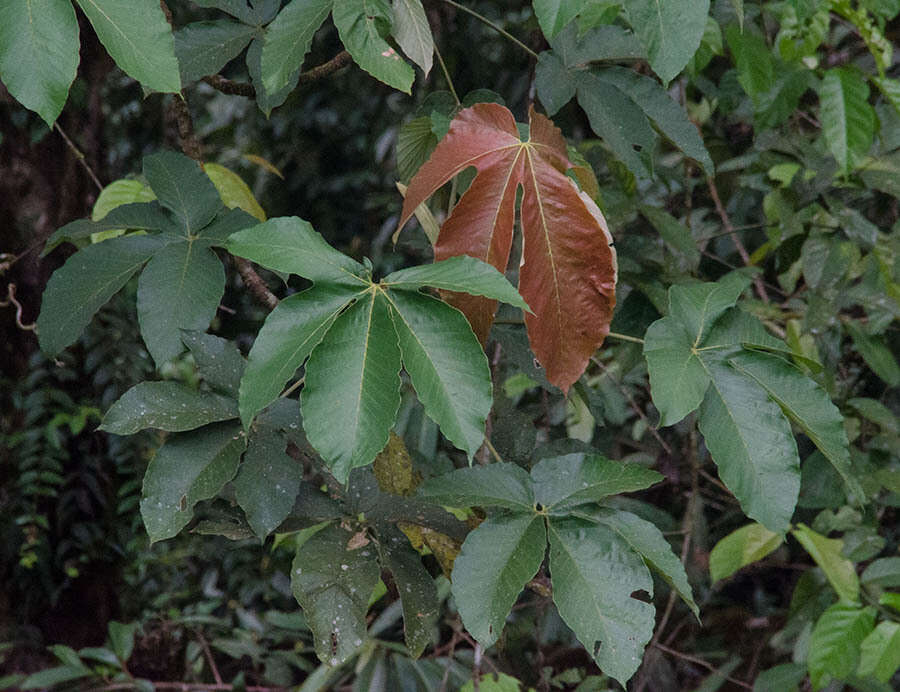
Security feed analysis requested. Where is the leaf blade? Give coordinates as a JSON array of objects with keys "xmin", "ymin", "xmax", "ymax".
[
  {"xmin": 99, "ymin": 382, "xmax": 238, "ymax": 434},
  {"xmin": 260, "ymin": 0, "xmax": 333, "ymax": 94}
]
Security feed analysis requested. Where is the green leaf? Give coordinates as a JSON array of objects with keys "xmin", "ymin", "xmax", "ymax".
[
  {"xmin": 260, "ymin": 0, "xmax": 333, "ymax": 94},
  {"xmin": 233, "ymin": 426, "xmax": 301, "ymax": 539},
  {"xmin": 589, "ymin": 507, "xmax": 698, "ymax": 617},
  {"xmin": 383, "ymin": 256, "xmax": 530, "ymax": 311},
  {"xmin": 136, "ymin": 241, "xmax": 226, "ymax": 366},
  {"xmin": 725, "ymin": 24, "xmax": 773, "ymax": 99},
  {"xmin": 548, "ymin": 517, "xmax": 656, "ymax": 686},
  {"xmin": 807, "ymin": 603, "xmax": 876, "ymax": 689},
  {"xmin": 728, "ymin": 350, "xmax": 864, "ymax": 504},
  {"xmin": 708, "ymin": 523, "xmax": 783, "ymax": 583},
  {"xmin": 594, "ymin": 67, "xmax": 714, "ymax": 175},
  {"xmin": 397, "ymin": 117, "xmax": 439, "ymax": 182},
  {"xmin": 333, "ymin": 0, "xmax": 415, "ymax": 94},
  {"xmin": 291, "ymin": 524, "xmax": 380, "ymax": 664},
  {"xmin": 623, "ymin": 0, "xmax": 710, "ymax": 84},
  {"xmin": 174, "ymin": 20, "xmax": 257, "ymax": 85},
  {"xmin": 0, "ymin": 0, "xmax": 79, "ymax": 127},
  {"xmin": 20, "ymin": 666, "xmax": 93, "ymax": 690},
  {"xmin": 225, "ymin": 216, "xmax": 367, "ymax": 286},
  {"xmin": 533, "ymin": 0, "xmax": 588, "ymax": 39},
  {"xmin": 376, "ymin": 525, "xmax": 440, "ymax": 657},
  {"xmin": 574, "ymin": 71, "xmax": 657, "ymax": 178},
  {"xmin": 37, "ymin": 235, "xmax": 164, "ymax": 357},
  {"xmin": 861, "ymin": 557, "xmax": 900, "ymax": 588},
  {"xmin": 74, "ymin": 0, "xmax": 181, "ymax": 93},
  {"xmin": 44, "ymin": 201, "xmax": 172, "ymax": 255},
  {"xmin": 204, "ymin": 164, "xmax": 266, "ymax": 222},
  {"xmin": 459, "ymin": 673, "xmax": 525, "ymax": 692},
  {"xmin": 818, "ymin": 67, "xmax": 876, "ymax": 173},
  {"xmin": 246, "ymin": 35, "xmax": 298, "ymax": 115},
  {"xmin": 143, "ymin": 152, "xmax": 223, "ymax": 235},
  {"xmin": 239, "ymin": 284, "xmax": 359, "ymax": 428},
  {"xmin": 181, "ymin": 331, "xmax": 246, "ymax": 398},
  {"xmin": 418, "ymin": 463, "xmax": 535, "ymax": 511},
  {"xmin": 639, "ymin": 205, "xmax": 701, "ymax": 268},
  {"xmin": 140, "ymin": 422, "xmax": 246, "ymax": 542},
  {"xmin": 669, "ymin": 273, "xmax": 750, "ymax": 345},
  {"xmin": 385, "ymin": 290, "xmax": 492, "ymax": 459},
  {"xmin": 452, "ymin": 514, "xmax": 546, "ymax": 647},
  {"xmin": 752, "ymin": 663, "xmax": 806, "ymax": 692},
  {"xmin": 846, "ymin": 321, "xmax": 900, "ymax": 386},
  {"xmin": 302, "ymin": 291, "xmax": 402, "ymax": 483},
  {"xmin": 530, "ymin": 453, "xmax": 663, "ymax": 512},
  {"xmin": 858, "ymin": 621, "xmax": 900, "ymax": 683},
  {"xmin": 192, "ymin": 0, "xmax": 279, "ymax": 24},
  {"xmin": 643, "ymin": 317, "xmax": 710, "ymax": 426},
  {"xmin": 535, "ymin": 52, "xmax": 576, "ymax": 116},
  {"xmin": 698, "ymin": 358, "xmax": 800, "ymax": 533},
  {"xmin": 792, "ymin": 523, "xmax": 859, "ymax": 603},
  {"xmin": 92, "ymin": 180, "xmax": 157, "ymax": 220},
  {"xmin": 194, "ymin": 207, "xmax": 260, "ymax": 245},
  {"xmin": 391, "ymin": 0, "xmax": 433, "ymax": 76},
  {"xmin": 107, "ymin": 621, "xmax": 139, "ymax": 662},
  {"xmin": 99, "ymin": 382, "xmax": 238, "ymax": 434}
]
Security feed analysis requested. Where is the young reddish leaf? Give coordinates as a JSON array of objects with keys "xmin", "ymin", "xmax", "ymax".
[{"xmin": 397, "ymin": 103, "xmax": 616, "ymax": 392}]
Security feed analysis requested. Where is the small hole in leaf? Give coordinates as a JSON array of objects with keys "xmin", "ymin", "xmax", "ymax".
[
  {"xmin": 633, "ymin": 144, "xmax": 642, "ymax": 152},
  {"xmin": 630, "ymin": 589, "xmax": 652, "ymax": 603},
  {"xmin": 593, "ymin": 640, "xmax": 602, "ymax": 657}
]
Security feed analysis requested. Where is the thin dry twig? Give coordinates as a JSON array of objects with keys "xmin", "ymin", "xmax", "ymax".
[
  {"xmin": 653, "ymin": 643, "xmax": 753, "ymax": 690},
  {"xmin": 54, "ymin": 123, "xmax": 103, "ymax": 192},
  {"xmin": 194, "ymin": 630, "xmax": 223, "ymax": 686},
  {"xmin": 0, "ymin": 284, "xmax": 36, "ymax": 331}
]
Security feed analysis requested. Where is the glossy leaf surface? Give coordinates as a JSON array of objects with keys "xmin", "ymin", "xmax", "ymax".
[{"xmin": 99, "ymin": 382, "xmax": 238, "ymax": 434}]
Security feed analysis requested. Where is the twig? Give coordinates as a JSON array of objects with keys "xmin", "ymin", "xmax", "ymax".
[
  {"xmin": 171, "ymin": 95, "xmax": 203, "ymax": 162},
  {"xmin": 54, "ymin": 123, "xmax": 103, "ymax": 192},
  {"xmin": 279, "ymin": 377, "xmax": 305, "ymax": 399},
  {"xmin": 202, "ymin": 51, "xmax": 352, "ymax": 99},
  {"xmin": 0, "ymin": 284, "xmax": 36, "ymax": 331},
  {"xmin": 296, "ymin": 50, "xmax": 352, "ymax": 86},
  {"xmin": 202, "ymin": 74, "xmax": 256, "ymax": 97},
  {"xmin": 195, "ymin": 630, "xmax": 223, "ymax": 685},
  {"xmin": 434, "ymin": 44, "xmax": 460, "ymax": 105},
  {"xmin": 439, "ymin": 0, "xmax": 538, "ymax": 59},
  {"xmin": 606, "ymin": 330, "xmax": 643, "ymax": 345},
  {"xmin": 482, "ymin": 436, "xmax": 503, "ymax": 463},
  {"xmin": 234, "ymin": 257, "xmax": 279, "ymax": 310},
  {"xmin": 706, "ymin": 176, "xmax": 769, "ymax": 303},
  {"xmin": 652, "ymin": 643, "xmax": 753, "ymax": 690},
  {"xmin": 590, "ymin": 356, "xmax": 671, "ymax": 455},
  {"xmin": 97, "ymin": 684, "xmax": 286, "ymax": 692}
]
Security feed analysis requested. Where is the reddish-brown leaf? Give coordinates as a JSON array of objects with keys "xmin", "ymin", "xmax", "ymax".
[{"xmin": 397, "ymin": 103, "xmax": 616, "ymax": 392}]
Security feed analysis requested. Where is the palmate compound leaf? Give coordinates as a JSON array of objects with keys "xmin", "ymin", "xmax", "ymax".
[
  {"xmin": 226, "ymin": 217, "xmax": 526, "ymax": 481},
  {"xmin": 291, "ymin": 524, "xmax": 380, "ymax": 665},
  {"xmin": 419, "ymin": 453, "xmax": 693, "ymax": 682},
  {"xmin": 396, "ymin": 103, "xmax": 617, "ymax": 393}
]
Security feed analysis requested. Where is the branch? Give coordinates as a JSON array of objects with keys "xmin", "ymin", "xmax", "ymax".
[
  {"xmin": 234, "ymin": 258, "xmax": 279, "ymax": 311},
  {"xmin": 653, "ymin": 643, "xmax": 753, "ymax": 690},
  {"xmin": 0, "ymin": 284, "xmax": 36, "ymax": 331},
  {"xmin": 54, "ymin": 123, "xmax": 103, "ymax": 193},
  {"xmin": 202, "ymin": 51, "xmax": 352, "ymax": 99},
  {"xmin": 706, "ymin": 176, "xmax": 769, "ymax": 303}
]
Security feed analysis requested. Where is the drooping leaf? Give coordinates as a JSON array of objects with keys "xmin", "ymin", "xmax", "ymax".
[
  {"xmin": 20, "ymin": 666, "xmax": 93, "ymax": 690},
  {"xmin": 376, "ymin": 525, "xmax": 440, "ymax": 657},
  {"xmin": 622, "ymin": 0, "xmax": 710, "ymax": 84},
  {"xmin": 44, "ymin": 202, "xmax": 172, "ymax": 255},
  {"xmin": 640, "ymin": 205, "xmax": 701, "ymax": 268},
  {"xmin": 382, "ymin": 255, "xmax": 529, "ymax": 311},
  {"xmin": 588, "ymin": 507, "xmax": 698, "ymax": 617},
  {"xmin": 792, "ymin": 523, "xmax": 859, "ymax": 603},
  {"xmin": 708, "ymin": 523, "xmax": 784, "ymax": 583},
  {"xmin": 181, "ymin": 330, "xmax": 246, "ymax": 398},
  {"xmin": 385, "ymin": 290, "xmax": 492, "ymax": 459},
  {"xmin": 391, "ymin": 0, "xmax": 433, "ymax": 76},
  {"xmin": 302, "ymin": 291, "xmax": 402, "ymax": 483},
  {"xmin": 74, "ymin": 0, "xmax": 181, "ymax": 93},
  {"xmin": 398, "ymin": 104, "xmax": 617, "ymax": 392},
  {"xmin": 192, "ymin": 0, "xmax": 279, "ymax": 24},
  {"xmin": 225, "ymin": 216, "xmax": 368, "ymax": 286},
  {"xmin": 136, "ymin": 241, "xmax": 226, "ymax": 366},
  {"xmin": 698, "ymin": 358, "xmax": 800, "ymax": 533},
  {"xmin": 846, "ymin": 321, "xmax": 900, "ymax": 386},
  {"xmin": 140, "ymin": 422, "xmax": 246, "ymax": 542},
  {"xmin": 807, "ymin": 603, "xmax": 876, "ymax": 689},
  {"xmin": 233, "ymin": 426, "xmax": 301, "ymax": 539},
  {"xmin": 530, "ymin": 453, "xmax": 663, "ymax": 512},
  {"xmin": 107, "ymin": 621, "xmax": 139, "ymax": 662},
  {"xmin": 818, "ymin": 67, "xmax": 876, "ymax": 173},
  {"xmin": 174, "ymin": 20, "xmax": 257, "ymax": 85},
  {"xmin": 246, "ymin": 35, "xmax": 299, "ymax": 115},
  {"xmin": 37, "ymin": 235, "xmax": 164, "ymax": 357},
  {"xmin": 333, "ymin": 0, "xmax": 415, "ymax": 93},
  {"xmin": 728, "ymin": 350, "xmax": 864, "ymax": 504},
  {"xmin": 204, "ymin": 163, "xmax": 267, "ymax": 222},
  {"xmin": 291, "ymin": 525, "xmax": 380, "ymax": 665},
  {"xmin": 0, "ymin": 0, "xmax": 79, "ymax": 127},
  {"xmin": 99, "ymin": 382, "xmax": 238, "ymax": 434},
  {"xmin": 547, "ymin": 517, "xmax": 656, "ymax": 686},
  {"xmin": 142, "ymin": 152, "xmax": 224, "ymax": 235},
  {"xmin": 418, "ymin": 462, "xmax": 535, "ymax": 511},
  {"xmin": 725, "ymin": 24, "xmax": 774, "ymax": 99},
  {"xmin": 857, "ymin": 621, "xmax": 900, "ymax": 683},
  {"xmin": 239, "ymin": 284, "xmax": 359, "ymax": 427},
  {"xmin": 451, "ymin": 514, "xmax": 546, "ymax": 647},
  {"xmin": 260, "ymin": 0, "xmax": 333, "ymax": 94}
]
